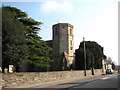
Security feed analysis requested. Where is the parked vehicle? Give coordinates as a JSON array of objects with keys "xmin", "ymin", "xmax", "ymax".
[{"xmin": 106, "ymin": 68, "xmax": 114, "ymax": 74}]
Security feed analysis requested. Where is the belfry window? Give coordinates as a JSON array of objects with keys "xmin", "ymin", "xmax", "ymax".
[
  {"xmin": 70, "ymin": 40, "xmax": 72, "ymax": 50},
  {"xmin": 70, "ymin": 47, "xmax": 73, "ymax": 50},
  {"xmin": 55, "ymin": 28, "xmax": 57, "ymax": 35},
  {"xmin": 70, "ymin": 29, "xmax": 72, "ymax": 35},
  {"xmin": 62, "ymin": 26, "xmax": 65, "ymax": 30},
  {"xmin": 70, "ymin": 40, "xmax": 72, "ymax": 45}
]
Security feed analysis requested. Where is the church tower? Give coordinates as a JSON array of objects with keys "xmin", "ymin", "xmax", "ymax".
[{"xmin": 52, "ymin": 23, "xmax": 74, "ymax": 70}]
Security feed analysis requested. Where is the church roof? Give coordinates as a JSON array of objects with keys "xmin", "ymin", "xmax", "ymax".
[{"xmin": 45, "ymin": 40, "xmax": 53, "ymax": 48}]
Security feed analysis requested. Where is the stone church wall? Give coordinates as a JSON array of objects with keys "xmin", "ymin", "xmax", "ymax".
[{"xmin": 2, "ymin": 69, "xmax": 102, "ymax": 88}]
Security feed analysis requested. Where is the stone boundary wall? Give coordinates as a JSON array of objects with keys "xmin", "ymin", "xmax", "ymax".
[{"xmin": 2, "ymin": 69, "xmax": 102, "ymax": 88}]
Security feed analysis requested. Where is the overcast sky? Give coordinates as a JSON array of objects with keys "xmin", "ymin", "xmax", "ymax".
[{"xmin": 2, "ymin": 0, "xmax": 119, "ymax": 65}]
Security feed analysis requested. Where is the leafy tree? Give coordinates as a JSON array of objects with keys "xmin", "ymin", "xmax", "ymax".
[
  {"xmin": 2, "ymin": 6, "xmax": 53, "ymax": 72},
  {"xmin": 106, "ymin": 57, "xmax": 116, "ymax": 70},
  {"xmin": 19, "ymin": 17, "xmax": 53, "ymax": 72},
  {"xmin": 75, "ymin": 48, "xmax": 84, "ymax": 70},
  {"xmin": 103, "ymin": 55, "xmax": 107, "ymax": 60},
  {"xmin": 75, "ymin": 47, "xmax": 94, "ymax": 70},
  {"xmin": 2, "ymin": 6, "xmax": 28, "ymax": 71},
  {"xmin": 107, "ymin": 57, "xmax": 112, "ymax": 63},
  {"xmin": 75, "ymin": 41, "xmax": 103, "ymax": 70}
]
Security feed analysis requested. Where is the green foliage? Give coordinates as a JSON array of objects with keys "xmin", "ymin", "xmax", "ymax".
[
  {"xmin": 2, "ymin": 6, "xmax": 53, "ymax": 72},
  {"xmin": 75, "ymin": 48, "xmax": 84, "ymax": 70},
  {"xmin": 2, "ymin": 6, "xmax": 29, "ymax": 70},
  {"xmin": 3, "ymin": 6, "xmax": 27, "ymax": 19},
  {"xmin": 19, "ymin": 17, "xmax": 53, "ymax": 71},
  {"xmin": 19, "ymin": 57, "xmax": 53, "ymax": 72},
  {"xmin": 75, "ymin": 41, "xmax": 103, "ymax": 70},
  {"xmin": 103, "ymin": 55, "xmax": 107, "ymax": 60}
]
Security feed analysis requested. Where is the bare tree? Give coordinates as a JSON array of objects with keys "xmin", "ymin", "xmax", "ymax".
[{"xmin": 107, "ymin": 57, "xmax": 112, "ymax": 64}]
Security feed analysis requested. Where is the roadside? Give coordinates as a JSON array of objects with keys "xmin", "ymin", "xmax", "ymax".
[
  {"xmin": 35, "ymin": 74, "xmax": 118, "ymax": 88},
  {"xmin": 19, "ymin": 73, "xmax": 118, "ymax": 88},
  {"xmin": 12, "ymin": 74, "xmax": 102, "ymax": 88}
]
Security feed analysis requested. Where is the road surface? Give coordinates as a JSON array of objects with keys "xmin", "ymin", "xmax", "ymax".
[{"xmin": 35, "ymin": 74, "xmax": 119, "ymax": 89}]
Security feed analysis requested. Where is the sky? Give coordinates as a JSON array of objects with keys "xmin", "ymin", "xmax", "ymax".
[{"xmin": 1, "ymin": 0, "xmax": 119, "ymax": 65}]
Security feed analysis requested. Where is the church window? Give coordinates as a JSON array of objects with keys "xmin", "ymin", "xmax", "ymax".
[
  {"xmin": 70, "ymin": 47, "xmax": 73, "ymax": 50},
  {"xmin": 70, "ymin": 40, "xmax": 72, "ymax": 50},
  {"xmin": 62, "ymin": 26, "xmax": 65, "ymax": 30},
  {"xmin": 70, "ymin": 29, "xmax": 72, "ymax": 35},
  {"xmin": 55, "ymin": 28, "xmax": 57, "ymax": 35},
  {"xmin": 70, "ymin": 40, "xmax": 72, "ymax": 45}
]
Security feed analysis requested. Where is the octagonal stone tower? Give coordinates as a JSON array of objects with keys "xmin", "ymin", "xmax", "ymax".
[{"xmin": 52, "ymin": 23, "xmax": 75, "ymax": 70}]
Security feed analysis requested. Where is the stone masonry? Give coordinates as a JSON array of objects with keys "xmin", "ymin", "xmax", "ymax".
[
  {"xmin": 46, "ymin": 23, "xmax": 75, "ymax": 71},
  {"xmin": 2, "ymin": 69, "xmax": 102, "ymax": 88}
]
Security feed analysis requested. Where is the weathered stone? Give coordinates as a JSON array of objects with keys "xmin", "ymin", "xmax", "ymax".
[
  {"xmin": 2, "ymin": 69, "xmax": 102, "ymax": 88},
  {"xmin": 46, "ymin": 23, "xmax": 75, "ymax": 71}
]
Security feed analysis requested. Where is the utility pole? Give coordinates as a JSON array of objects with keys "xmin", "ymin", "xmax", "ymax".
[
  {"xmin": 83, "ymin": 37, "xmax": 86, "ymax": 76},
  {"xmin": 91, "ymin": 55, "xmax": 94, "ymax": 75}
]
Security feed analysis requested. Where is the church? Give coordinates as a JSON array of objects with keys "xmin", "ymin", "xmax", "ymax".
[{"xmin": 46, "ymin": 23, "xmax": 75, "ymax": 71}]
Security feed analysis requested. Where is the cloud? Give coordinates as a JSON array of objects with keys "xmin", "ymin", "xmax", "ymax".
[{"xmin": 41, "ymin": 1, "xmax": 74, "ymax": 13}]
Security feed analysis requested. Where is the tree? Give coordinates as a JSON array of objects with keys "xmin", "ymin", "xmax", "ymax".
[
  {"xmin": 103, "ymin": 55, "xmax": 107, "ymax": 60},
  {"xmin": 75, "ymin": 48, "xmax": 84, "ymax": 70},
  {"xmin": 75, "ymin": 41, "xmax": 104, "ymax": 70},
  {"xmin": 106, "ymin": 57, "xmax": 116, "ymax": 70},
  {"xmin": 107, "ymin": 57, "xmax": 112, "ymax": 64},
  {"xmin": 2, "ymin": 6, "xmax": 28, "ymax": 71},
  {"xmin": 75, "ymin": 48, "xmax": 94, "ymax": 70},
  {"xmin": 19, "ymin": 17, "xmax": 53, "ymax": 72},
  {"xmin": 2, "ymin": 6, "xmax": 53, "ymax": 72}
]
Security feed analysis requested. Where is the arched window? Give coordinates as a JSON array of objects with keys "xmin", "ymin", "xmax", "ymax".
[
  {"xmin": 62, "ymin": 26, "xmax": 65, "ymax": 30},
  {"xmin": 70, "ymin": 29, "xmax": 72, "ymax": 35},
  {"xmin": 70, "ymin": 40, "xmax": 72, "ymax": 45},
  {"xmin": 55, "ymin": 28, "xmax": 57, "ymax": 35},
  {"xmin": 70, "ymin": 40, "xmax": 72, "ymax": 50}
]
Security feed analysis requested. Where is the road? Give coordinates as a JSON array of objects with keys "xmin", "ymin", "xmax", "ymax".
[
  {"xmin": 2, "ymin": 74, "xmax": 119, "ymax": 90},
  {"xmin": 35, "ymin": 74, "xmax": 119, "ymax": 89}
]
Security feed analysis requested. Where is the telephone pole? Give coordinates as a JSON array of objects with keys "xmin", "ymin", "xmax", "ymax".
[
  {"xmin": 83, "ymin": 37, "xmax": 87, "ymax": 76},
  {"xmin": 91, "ymin": 55, "xmax": 94, "ymax": 75}
]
